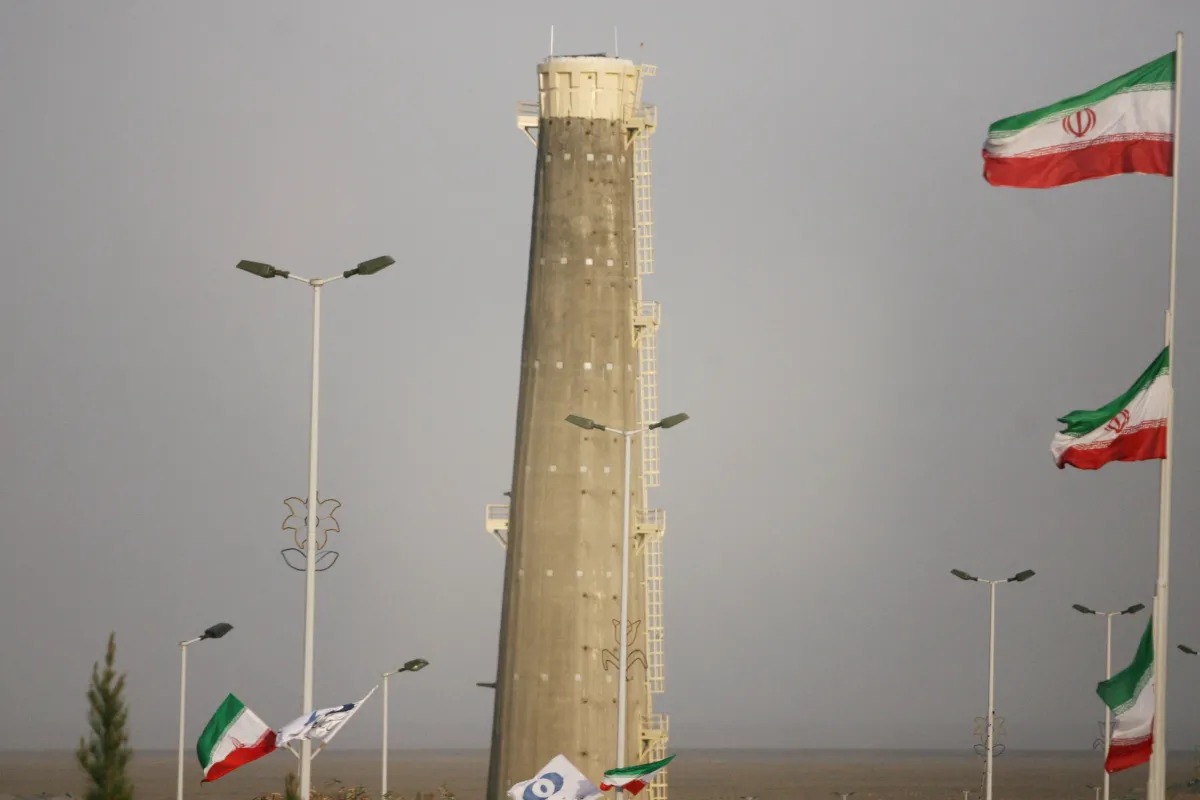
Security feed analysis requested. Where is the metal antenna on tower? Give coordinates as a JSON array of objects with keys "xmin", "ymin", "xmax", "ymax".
[{"xmin": 614, "ymin": 27, "xmax": 619, "ymax": 57}]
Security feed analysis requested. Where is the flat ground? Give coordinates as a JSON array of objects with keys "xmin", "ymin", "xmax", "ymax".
[{"xmin": 2, "ymin": 749, "xmax": 1195, "ymax": 800}]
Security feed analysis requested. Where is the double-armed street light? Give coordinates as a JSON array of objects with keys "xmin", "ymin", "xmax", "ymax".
[
  {"xmin": 950, "ymin": 568, "xmax": 1036, "ymax": 800},
  {"xmin": 566, "ymin": 411, "xmax": 689, "ymax": 771},
  {"xmin": 236, "ymin": 255, "xmax": 395, "ymax": 800},
  {"xmin": 381, "ymin": 658, "xmax": 429, "ymax": 799},
  {"xmin": 177, "ymin": 622, "xmax": 233, "ymax": 800},
  {"xmin": 1073, "ymin": 602, "xmax": 1146, "ymax": 800}
]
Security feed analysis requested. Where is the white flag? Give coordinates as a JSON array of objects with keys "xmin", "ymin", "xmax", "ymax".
[
  {"xmin": 508, "ymin": 755, "xmax": 603, "ymax": 800},
  {"xmin": 276, "ymin": 686, "xmax": 376, "ymax": 749}
]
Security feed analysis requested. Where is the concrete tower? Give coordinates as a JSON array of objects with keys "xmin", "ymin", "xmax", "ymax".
[{"xmin": 483, "ymin": 54, "xmax": 671, "ymax": 800}]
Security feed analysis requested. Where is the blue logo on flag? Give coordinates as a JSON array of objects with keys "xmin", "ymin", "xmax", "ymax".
[{"xmin": 523, "ymin": 771, "xmax": 564, "ymax": 800}]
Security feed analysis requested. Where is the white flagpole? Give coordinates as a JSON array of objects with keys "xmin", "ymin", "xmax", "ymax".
[
  {"xmin": 1149, "ymin": 596, "xmax": 1161, "ymax": 800},
  {"xmin": 1151, "ymin": 30, "xmax": 1184, "ymax": 800}
]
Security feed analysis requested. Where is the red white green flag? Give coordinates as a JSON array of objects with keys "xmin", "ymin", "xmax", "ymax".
[
  {"xmin": 1051, "ymin": 347, "xmax": 1169, "ymax": 470},
  {"xmin": 1097, "ymin": 617, "xmax": 1154, "ymax": 773},
  {"xmin": 983, "ymin": 52, "xmax": 1174, "ymax": 188},
  {"xmin": 598, "ymin": 755, "xmax": 675, "ymax": 796},
  {"xmin": 196, "ymin": 693, "xmax": 277, "ymax": 782}
]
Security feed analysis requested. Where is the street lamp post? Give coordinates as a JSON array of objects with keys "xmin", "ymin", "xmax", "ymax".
[
  {"xmin": 1073, "ymin": 602, "xmax": 1146, "ymax": 800},
  {"xmin": 566, "ymin": 411, "xmax": 689, "ymax": 772},
  {"xmin": 236, "ymin": 255, "xmax": 394, "ymax": 800},
  {"xmin": 177, "ymin": 622, "xmax": 233, "ymax": 800},
  {"xmin": 381, "ymin": 658, "xmax": 428, "ymax": 799},
  {"xmin": 950, "ymin": 568, "xmax": 1036, "ymax": 800}
]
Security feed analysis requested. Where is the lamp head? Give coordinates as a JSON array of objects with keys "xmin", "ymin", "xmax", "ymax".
[
  {"xmin": 344, "ymin": 255, "xmax": 395, "ymax": 279},
  {"xmin": 401, "ymin": 658, "xmax": 429, "ymax": 673},
  {"xmin": 1072, "ymin": 604, "xmax": 1097, "ymax": 615},
  {"xmin": 236, "ymin": 260, "xmax": 288, "ymax": 279},
  {"xmin": 1180, "ymin": 644, "xmax": 1199, "ymax": 656},
  {"xmin": 1123, "ymin": 603, "xmax": 1146, "ymax": 615},
  {"xmin": 1010, "ymin": 569, "xmax": 1036, "ymax": 582},
  {"xmin": 950, "ymin": 569, "xmax": 977, "ymax": 582},
  {"xmin": 201, "ymin": 622, "xmax": 233, "ymax": 640},
  {"xmin": 566, "ymin": 414, "xmax": 602, "ymax": 430},
  {"xmin": 650, "ymin": 412, "xmax": 690, "ymax": 430}
]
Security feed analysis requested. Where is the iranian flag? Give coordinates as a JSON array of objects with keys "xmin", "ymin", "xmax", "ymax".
[
  {"xmin": 1097, "ymin": 617, "xmax": 1155, "ymax": 773},
  {"xmin": 196, "ymin": 694, "xmax": 277, "ymax": 783},
  {"xmin": 1051, "ymin": 347, "xmax": 1169, "ymax": 470},
  {"xmin": 598, "ymin": 755, "xmax": 675, "ymax": 796},
  {"xmin": 983, "ymin": 52, "xmax": 1174, "ymax": 188}
]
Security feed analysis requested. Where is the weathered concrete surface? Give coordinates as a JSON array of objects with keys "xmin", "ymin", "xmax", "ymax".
[{"xmin": 487, "ymin": 109, "xmax": 646, "ymax": 797}]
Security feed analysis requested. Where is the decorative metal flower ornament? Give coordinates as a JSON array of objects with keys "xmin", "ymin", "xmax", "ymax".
[{"xmin": 279, "ymin": 493, "xmax": 341, "ymax": 571}]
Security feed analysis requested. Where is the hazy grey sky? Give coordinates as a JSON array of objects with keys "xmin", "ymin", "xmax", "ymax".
[{"xmin": 4, "ymin": 0, "xmax": 1200, "ymax": 755}]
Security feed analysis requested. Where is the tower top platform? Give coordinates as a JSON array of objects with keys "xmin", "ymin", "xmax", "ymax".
[{"xmin": 537, "ymin": 55, "xmax": 640, "ymax": 121}]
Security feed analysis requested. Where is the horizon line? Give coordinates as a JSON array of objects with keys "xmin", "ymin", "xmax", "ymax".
[{"xmin": 0, "ymin": 746, "xmax": 1186, "ymax": 755}]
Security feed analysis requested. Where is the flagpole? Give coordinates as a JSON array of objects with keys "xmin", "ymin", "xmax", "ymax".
[
  {"xmin": 1151, "ymin": 30, "xmax": 1184, "ymax": 800},
  {"xmin": 1149, "ymin": 596, "xmax": 1160, "ymax": 800},
  {"xmin": 1104, "ymin": 612, "xmax": 1112, "ymax": 800}
]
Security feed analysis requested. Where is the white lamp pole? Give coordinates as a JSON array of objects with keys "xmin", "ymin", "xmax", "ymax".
[
  {"xmin": 566, "ymin": 412, "xmax": 689, "ymax": 774},
  {"xmin": 236, "ymin": 256, "xmax": 395, "ymax": 800},
  {"xmin": 380, "ymin": 658, "xmax": 429, "ymax": 799},
  {"xmin": 1073, "ymin": 603, "xmax": 1146, "ymax": 800},
  {"xmin": 176, "ymin": 622, "xmax": 233, "ymax": 800},
  {"xmin": 950, "ymin": 568, "xmax": 1036, "ymax": 800}
]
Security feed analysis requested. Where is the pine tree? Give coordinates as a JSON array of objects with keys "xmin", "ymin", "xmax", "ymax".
[{"xmin": 76, "ymin": 632, "xmax": 134, "ymax": 800}]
